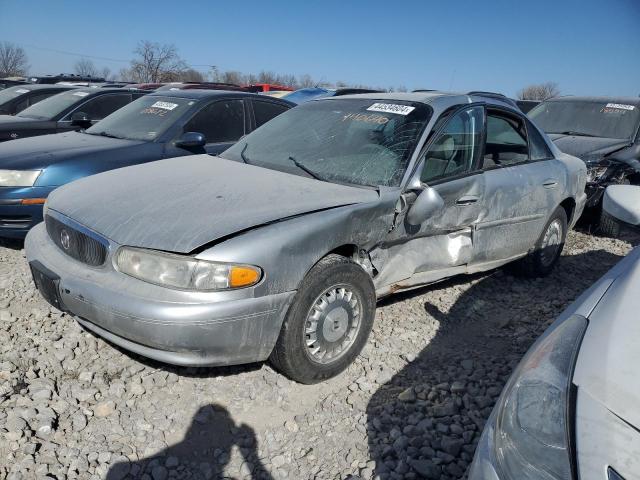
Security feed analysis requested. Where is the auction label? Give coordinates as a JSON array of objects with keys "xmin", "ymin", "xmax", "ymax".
[
  {"xmin": 606, "ymin": 103, "xmax": 635, "ymax": 111},
  {"xmin": 367, "ymin": 103, "xmax": 415, "ymax": 115},
  {"xmin": 151, "ymin": 101, "xmax": 179, "ymax": 110}
]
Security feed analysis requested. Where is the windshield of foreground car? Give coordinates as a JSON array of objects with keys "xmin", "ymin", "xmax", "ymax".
[
  {"xmin": 17, "ymin": 89, "xmax": 89, "ymax": 120},
  {"xmin": 529, "ymin": 100, "xmax": 640, "ymax": 140},
  {"xmin": 0, "ymin": 86, "xmax": 31, "ymax": 105},
  {"xmin": 221, "ymin": 98, "xmax": 431, "ymax": 187},
  {"xmin": 86, "ymin": 96, "xmax": 195, "ymax": 141}
]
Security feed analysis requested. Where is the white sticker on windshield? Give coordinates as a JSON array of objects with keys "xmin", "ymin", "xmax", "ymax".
[
  {"xmin": 15, "ymin": 88, "xmax": 29, "ymax": 94},
  {"xmin": 72, "ymin": 91, "xmax": 90, "ymax": 97},
  {"xmin": 606, "ymin": 103, "xmax": 635, "ymax": 111},
  {"xmin": 367, "ymin": 103, "xmax": 415, "ymax": 115},
  {"xmin": 151, "ymin": 101, "xmax": 179, "ymax": 110}
]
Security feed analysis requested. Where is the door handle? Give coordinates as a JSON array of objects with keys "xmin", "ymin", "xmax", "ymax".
[
  {"xmin": 456, "ymin": 195, "xmax": 480, "ymax": 206},
  {"xmin": 543, "ymin": 179, "xmax": 558, "ymax": 189}
]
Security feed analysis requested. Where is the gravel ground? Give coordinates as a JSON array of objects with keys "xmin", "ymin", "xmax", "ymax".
[{"xmin": 1, "ymin": 228, "xmax": 638, "ymax": 480}]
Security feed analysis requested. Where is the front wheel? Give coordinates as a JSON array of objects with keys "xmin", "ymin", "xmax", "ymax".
[
  {"xmin": 269, "ymin": 254, "xmax": 376, "ymax": 384},
  {"xmin": 509, "ymin": 206, "xmax": 568, "ymax": 277}
]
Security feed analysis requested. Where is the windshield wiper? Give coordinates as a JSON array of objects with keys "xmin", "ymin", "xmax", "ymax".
[
  {"xmin": 288, "ymin": 156, "xmax": 327, "ymax": 181},
  {"xmin": 555, "ymin": 130, "xmax": 596, "ymax": 137},
  {"xmin": 240, "ymin": 143, "xmax": 252, "ymax": 164}
]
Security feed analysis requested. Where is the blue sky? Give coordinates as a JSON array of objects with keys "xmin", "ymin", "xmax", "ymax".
[{"xmin": 1, "ymin": 0, "xmax": 638, "ymax": 97}]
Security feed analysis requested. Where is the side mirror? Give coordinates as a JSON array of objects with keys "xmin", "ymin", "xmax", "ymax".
[
  {"xmin": 603, "ymin": 185, "xmax": 640, "ymax": 227},
  {"xmin": 70, "ymin": 111, "xmax": 91, "ymax": 129},
  {"xmin": 176, "ymin": 131, "xmax": 206, "ymax": 149},
  {"xmin": 406, "ymin": 186, "xmax": 445, "ymax": 225}
]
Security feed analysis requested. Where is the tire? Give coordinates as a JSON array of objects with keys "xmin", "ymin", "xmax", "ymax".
[
  {"xmin": 598, "ymin": 210, "xmax": 621, "ymax": 238},
  {"xmin": 509, "ymin": 206, "xmax": 568, "ymax": 278},
  {"xmin": 269, "ymin": 254, "xmax": 376, "ymax": 384}
]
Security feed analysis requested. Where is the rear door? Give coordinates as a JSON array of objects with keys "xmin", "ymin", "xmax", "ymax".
[{"xmin": 472, "ymin": 108, "xmax": 563, "ymax": 263}]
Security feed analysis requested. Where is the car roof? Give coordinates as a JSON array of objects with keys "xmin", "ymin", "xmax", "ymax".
[
  {"xmin": 147, "ymin": 89, "xmax": 293, "ymax": 103},
  {"xmin": 542, "ymin": 96, "xmax": 640, "ymax": 106},
  {"xmin": 328, "ymin": 91, "xmax": 519, "ymax": 110},
  {"xmin": 13, "ymin": 84, "xmax": 75, "ymax": 92},
  {"xmin": 71, "ymin": 87, "xmax": 147, "ymax": 95}
]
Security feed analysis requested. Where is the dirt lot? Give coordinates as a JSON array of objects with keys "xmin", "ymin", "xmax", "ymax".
[{"xmin": 1, "ymin": 228, "xmax": 638, "ymax": 480}]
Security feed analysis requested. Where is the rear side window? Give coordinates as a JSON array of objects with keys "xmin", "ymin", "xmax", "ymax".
[
  {"xmin": 526, "ymin": 120, "xmax": 554, "ymax": 160},
  {"xmin": 184, "ymin": 99, "xmax": 245, "ymax": 143},
  {"xmin": 76, "ymin": 94, "xmax": 132, "ymax": 120},
  {"xmin": 253, "ymin": 101, "xmax": 289, "ymax": 128},
  {"xmin": 483, "ymin": 112, "xmax": 529, "ymax": 167},
  {"xmin": 29, "ymin": 92, "xmax": 56, "ymax": 106}
]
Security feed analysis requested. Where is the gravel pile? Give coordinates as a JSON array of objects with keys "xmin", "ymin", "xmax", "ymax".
[{"xmin": 0, "ymin": 228, "xmax": 637, "ymax": 480}]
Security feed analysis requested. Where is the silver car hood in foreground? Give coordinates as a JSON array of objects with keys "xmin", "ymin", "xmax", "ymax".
[
  {"xmin": 46, "ymin": 155, "xmax": 380, "ymax": 253},
  {"xmin": 573, "ymin": 246, "xmax": 640, "ymax": 428}
]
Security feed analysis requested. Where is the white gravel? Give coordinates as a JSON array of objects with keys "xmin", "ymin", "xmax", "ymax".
[{"xmin": 0, "ymin": 228, "xmax": 638, "ymax": 480}]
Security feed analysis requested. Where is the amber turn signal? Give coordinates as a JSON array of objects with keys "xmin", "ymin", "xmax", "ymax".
[
  {"xmin": 229, "ymin": 266, "xmax": 261, "ymax": 288},
  {"xmin": 21, "ymin": 198, "xmax": 47, "ymax": 205}
]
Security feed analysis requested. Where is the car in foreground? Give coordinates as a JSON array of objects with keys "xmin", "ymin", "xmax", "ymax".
[
  {"xmin": 0, "ymin": 87, "xmax": 147, "ymax": 142},
  {"xmin": 0, "ymin": 90, "xmax": 292, "ymax": 238},
  {"xmin": 529, "ymin": 97, "xmax": 640, "ymax": 235},
  {"xmin": 0, "ymin": 84, "xmax": 76, "ymax": 116},
  {"xmin": 283, "ymin": 87, "xmax": 383, "ymax": 104},
  {"xmin": 469, "ymin": 184, "xmax": 640, "ymax": 480},
  {"xmin": 26, "ymin": 91, "xmax": 586, "ymax": 383}
]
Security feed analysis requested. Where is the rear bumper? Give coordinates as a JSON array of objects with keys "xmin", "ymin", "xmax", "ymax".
[{"xmin": 25, "ymin": 222, "xmax": 295, "ymax": 366}]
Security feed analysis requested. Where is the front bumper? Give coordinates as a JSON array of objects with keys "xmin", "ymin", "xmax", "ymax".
[
  {"xmin": 25, "ymin": 222, "xmax": 295, "ymax": 366},
  {"xmin": 0, "ymin": 186, "xmax": 53, "ymax": 238}
]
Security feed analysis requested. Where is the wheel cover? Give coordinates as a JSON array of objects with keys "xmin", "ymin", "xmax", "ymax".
[
  {"xmin": 540, "ymin": 218, "xmax": 563, "ymax": 267},
  {"xmin": 304, "ymin": 285, "xmax": 362, "ymax": 364}
]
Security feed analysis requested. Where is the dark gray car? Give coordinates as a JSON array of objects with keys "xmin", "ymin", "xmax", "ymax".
[{"xmin": 25, "ymin": 92, "xmax": 586, "ymax": 383}]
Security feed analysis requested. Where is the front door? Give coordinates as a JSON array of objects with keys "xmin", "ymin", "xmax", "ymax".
[{"xmin": 374, "ymin": 105, "xmax": 486, "ymax": 290}]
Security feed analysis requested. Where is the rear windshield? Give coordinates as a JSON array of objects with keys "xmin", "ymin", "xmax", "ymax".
[
  {"xmin": 17, "ymin": 89, "xmax": 91, "ymax": 120},
  {"xmin": 0, "ymin": 86, "xmax": 31, "ymax": 105},
  {"xmin": 529, "ymin": 100, "xmax": 640, "ymax": 140},
  {"xmin": 222, "ymin": 98, "xmax": 431, "ymax": 187},
  {"xmin": 283, "ymin": 88, "xmax": 334, "ymax": 104},
  {"xmin": 85, "ymin": 96, "xmax": 195, "ymax": 141}
]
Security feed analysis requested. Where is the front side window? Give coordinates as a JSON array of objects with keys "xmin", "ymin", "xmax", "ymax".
[
  {"xmin": 72, "ymin": 93, "xmax": 132, "ymax": 121},
  {"xmin": 483, "ymin": 112, "xmax": 529, "ymax": 167},
  {"xmin": 183, "ymin": 99, "xmax": 245, "ymax": 143},
  {"xmin": 221, "ymin": 98, "xmax": 432, "ymax": 187},
  {"xmin": 421, "ymin": 106, "xmax": 483, "ymax": 183}
]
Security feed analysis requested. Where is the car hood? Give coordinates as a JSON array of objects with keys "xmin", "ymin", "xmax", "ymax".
[
  {"xmin": 0, "ymin": 131, "xmax": 144, "ymax": 170},
  {"xmin": 548, "ymin": 134, "xmax": 630, "ymax": 161},
  {"xmin": 47, "ymin": 155, "xmax": 380, "ymax": 253},
  {"xmin": 572, "ymin": 247, "xmax": 640, "ymax": 429}
]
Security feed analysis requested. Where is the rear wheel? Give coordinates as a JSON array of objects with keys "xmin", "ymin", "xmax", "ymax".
[
  {"xmin": 598, "ymin": 210, "xmax": 621, "ymax": 238},
  {"xmin": 269, "ymin": 254, "xmax": 376, "ymax": 384},
  {"xmin": 509, "ymin": 207, "xmax": 567, "ymax": 277}
]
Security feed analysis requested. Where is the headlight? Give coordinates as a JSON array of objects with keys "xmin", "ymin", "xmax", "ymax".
[
  {"xmin": 0, "ymin": 169, "xmax": 42, "ymax": 187},
  {"xmin": 586, "ymin": 166, "xmax": 608, "ymax": 183},
  {"xmin": 492, "ymin": 314, "xmax": 587, "ymax": 479},
  {"xmin": 115, "ymin": 247, "xmax": 262, "ymax": 291}
]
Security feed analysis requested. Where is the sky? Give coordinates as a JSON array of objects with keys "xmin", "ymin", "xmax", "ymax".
[{"xmin": 1, "ymin": 0, "xmax": 639, "ymax": 97}]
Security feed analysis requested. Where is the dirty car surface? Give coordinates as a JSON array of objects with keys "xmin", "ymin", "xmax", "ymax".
[{"xmin": 25, "ymin": 92, "xmax": 587, "ymax": 383}]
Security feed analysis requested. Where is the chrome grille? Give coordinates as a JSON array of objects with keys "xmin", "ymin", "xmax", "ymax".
[{"xmin": 45, "ymin": 215, "xmax": 107, "ymax": 266}]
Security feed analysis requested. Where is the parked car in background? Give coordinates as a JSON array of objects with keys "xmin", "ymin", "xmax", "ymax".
[
  {"xmin": 515, "ymin": 99, "xmax": 539, "ymax": 113},
  {"xmin": 0, "ymin": 90, "xmax": 293, "ymax": 238},
  {"xmin": 283, "ymin": 87, "xmax": 383, "ymax": 104},
  {"xmin": 0, "ymin": 77, "xmax": 29, "ymax": 90},
  {"xmin": 25, "ymin": 91, "xmax": 585, "ymax": 383},
  {"xmin": 469, "ymin": 184, "xmax": 640, "ymax": 480},
  {"xmin": 0, "ymin": 87, "xmax": 147, "ymax": 142},
  {"xmin": 259, "ymin": 91, "xmax": 292, "ymax": 98},
  {"xmin": 156, "ymin": 82, "xmax": 248, "ymax": 92},
  {"xmin": 29, "ymin": 73, "xmax": 106, "ymax": 84},
  {"xmin": 127, "ymin": 83, "xmax": 165, "ymax": 90},
  {"xmin": 244, "ymin": 83, "xmax": 294, "ymax": 93},
  {"xmin": 529, "ymin": 97, "xmax": 640, "ymax": 235},
  {"xmin": 0, "ymin": 84, "xmax": 76, "ymax": 116}
]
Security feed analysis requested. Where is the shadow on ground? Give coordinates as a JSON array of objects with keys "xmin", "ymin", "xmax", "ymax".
[
  {"xmin": 107, "ymin": 403, "xmax": 274, "ymax": 479},
  {"xmin": 365, "ymin": 247, "xmax": 630, "ymax": 479}
]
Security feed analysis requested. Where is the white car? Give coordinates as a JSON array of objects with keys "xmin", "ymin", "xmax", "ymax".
[{"xmin": 469, "ymin": 184, "xmax": 640, "ymax": 480}]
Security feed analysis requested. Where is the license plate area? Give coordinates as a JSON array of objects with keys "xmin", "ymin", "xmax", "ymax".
[{"xmin": 30, "ymin": 261, "xmax": 64, "ymax": 311}]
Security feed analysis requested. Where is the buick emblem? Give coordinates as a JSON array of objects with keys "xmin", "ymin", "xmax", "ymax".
[{"xmin": 60, "ymin": 229, "xmax": 71, "ymax": 250}]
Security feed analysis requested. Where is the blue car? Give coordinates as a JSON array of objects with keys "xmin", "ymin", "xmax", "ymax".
[{"xmin": 0, "ymin": 90, "xmax": 293, "ymax": 238}]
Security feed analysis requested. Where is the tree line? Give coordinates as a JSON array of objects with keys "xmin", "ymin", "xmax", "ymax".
[{"xmin": 1, "ymin": 40, "xmax": 561, "ymax": 98}]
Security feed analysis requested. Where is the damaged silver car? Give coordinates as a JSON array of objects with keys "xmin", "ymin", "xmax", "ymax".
[{"xmin": 25, "ymin": 92, "xmax": 587, "ymax": 383}]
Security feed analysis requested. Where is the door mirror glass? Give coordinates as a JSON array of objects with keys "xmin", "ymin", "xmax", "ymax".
[
  {"xmin": 176, "ymin": 131, "xmax": 206, "ymax": 148},
  {"xmin": 406, "ymin": 186, "xmax": 445, "ymax": 225},
  {"xmin": 70, "ymin": 111, "xmax": 91, "ymax": 128},
  {"xmin": 603, "ymin": 185, "xmax": 640, "ymax": 227}
]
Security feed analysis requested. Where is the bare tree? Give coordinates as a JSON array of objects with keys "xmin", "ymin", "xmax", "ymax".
[
  {"xmin": 101, "ymin": 67, "xmax": 115, "ymax": 81},
  {"xmin": 517, "ymin": 82, "xmax": 560, "ymax": 101},
  {"xmin": 126, "ymin": 41, "xmax": 187, "ymax": 83},
  {"xmin": 74, "ymin": 58, "xmax": 98, "ymax": 77},
  {"xmin": 0, "ymin": 42, "xmax": 29, "ymax": 77},
  {"xmin": 297, "ymin": 74, "xmax": 315, "ymax": 88},
  {"xmin": 177, "ymin": 68, "xmax": 205, "ymax": 82}
]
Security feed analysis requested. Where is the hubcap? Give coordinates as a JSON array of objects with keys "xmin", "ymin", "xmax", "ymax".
[
  {"xmin": 304, "ymin": 286, "xmax": 361, "ymax": 364},
  {"xmin": 540, "ymin": 219, "xmax": 563, "ymax": 267}
]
